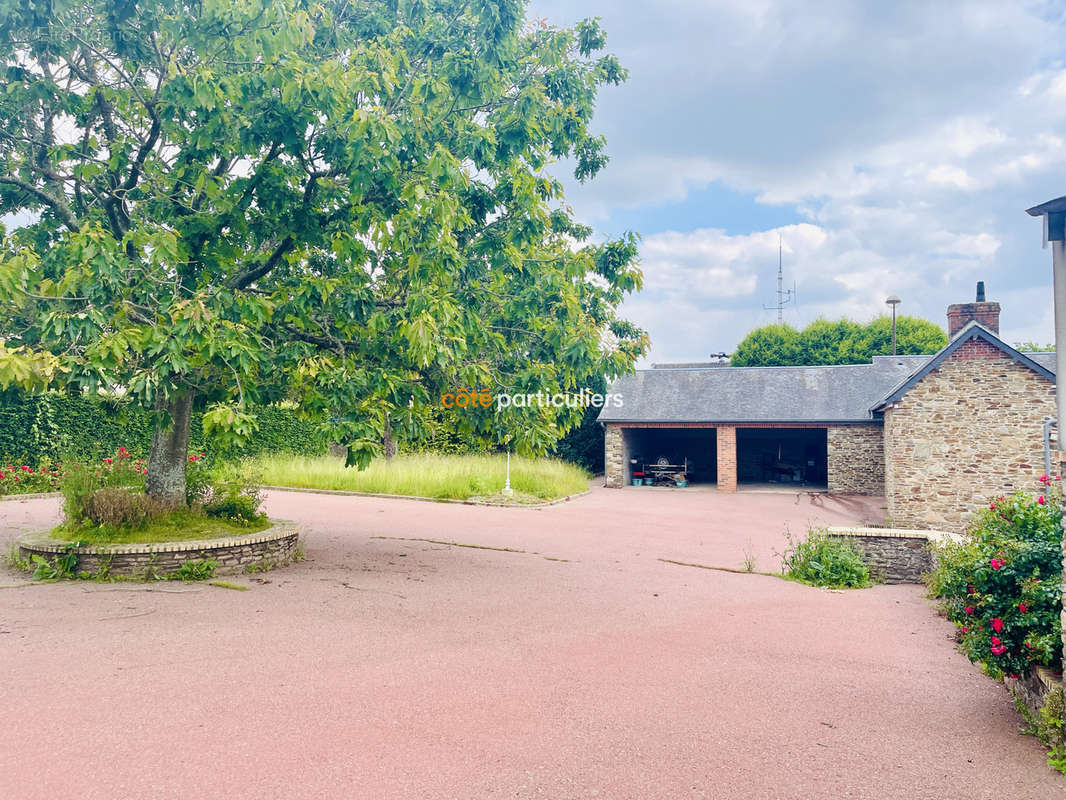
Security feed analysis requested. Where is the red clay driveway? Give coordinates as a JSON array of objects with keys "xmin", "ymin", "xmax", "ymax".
[{"xmin": 0, "ymin": 487, "xmax": 1061, "ymax": 800}]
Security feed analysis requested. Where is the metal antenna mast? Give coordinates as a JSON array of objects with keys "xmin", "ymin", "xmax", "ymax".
[{"xmin": 762, "ymin": 235, "xmax": 796, "ymax": 320}]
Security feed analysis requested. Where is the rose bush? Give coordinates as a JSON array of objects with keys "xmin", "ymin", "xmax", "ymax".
[
  {"xmin": 928, "ymin": 479, "xmax": 1062, "ymax": 679},
  {"xmin": 0, "ymin": 461, "xmax": 64, "ymax": 495}
]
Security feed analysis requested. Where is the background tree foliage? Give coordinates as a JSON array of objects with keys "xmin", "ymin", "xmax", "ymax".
[
  {"xmin": 730, "ymin": 315, "xmax": 947, "ymax": 367},
  {"xmin": 0, "ymin": 0, "xmax": 646, "ymax": 501}
]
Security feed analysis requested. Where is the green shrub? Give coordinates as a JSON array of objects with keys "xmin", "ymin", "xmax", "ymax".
[
  {"xmin": 0, "ymin": 392, "xmax": 325, "ymax": 466},
  {"xmin": 781, "ymin": 528, "xmax": 872, "ymax": 588},
  {"xmin": 927, "ymin": 484, "xmax": 1062, "ymax": 679},
  {"xmin": 195, "ymin": 462, "xmax": 265, "ymax": 524}
]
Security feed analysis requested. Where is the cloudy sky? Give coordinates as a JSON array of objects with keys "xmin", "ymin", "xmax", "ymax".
[{"xmin": 529, "ymin": 0, "xmax": 1066, "ymax": 363}]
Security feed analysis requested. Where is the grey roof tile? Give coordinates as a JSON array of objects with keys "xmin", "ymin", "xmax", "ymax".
[{"xmin": 600, "ymin": 355, "xmax": 930, "ymax": 424}]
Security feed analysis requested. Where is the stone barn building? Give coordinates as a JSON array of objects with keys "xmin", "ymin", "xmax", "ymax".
[{"xmin": 600, "ymin": 288, "xmax": 1057, "ymax": 533}]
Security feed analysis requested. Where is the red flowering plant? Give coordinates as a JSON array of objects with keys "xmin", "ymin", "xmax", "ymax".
[
  {"xmin": 928, "ymin": 483, "xmax": 1062, "ymax": 679},
  {"xmin": 0, "ymin": 459, "xmax": 62, "ymax": 495}
]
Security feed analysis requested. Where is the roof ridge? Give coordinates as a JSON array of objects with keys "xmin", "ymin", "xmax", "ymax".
[{"xmin": 635, "ymin": 359, "xmax": 928, "ymax": 374}]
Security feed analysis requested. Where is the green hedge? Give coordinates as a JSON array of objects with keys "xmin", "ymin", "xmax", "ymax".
[{"xmin": 0, "ymin": 394, "xmax": 326, "ymax": 464}]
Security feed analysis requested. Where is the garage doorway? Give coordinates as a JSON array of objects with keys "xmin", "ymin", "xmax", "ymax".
[
  {"xmin": 622, "ymin": 427, "xmax": 717, "ymax": 485},
  {"xmin": 736, "ymin": 428, "xmax": 827, "ymax": 489}
]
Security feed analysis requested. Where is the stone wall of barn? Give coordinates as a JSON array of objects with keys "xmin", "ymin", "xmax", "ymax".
[
  {"xmin": 884, "ymin": 338, "xmax": 1055, "ymax": 533},
  {"xmin": 827, "ymin": 425, "xmax": 885, "ymax": 495},
  {"xmin": 604, "ymin": 424, "xmax": 626, "ymax": 488}
]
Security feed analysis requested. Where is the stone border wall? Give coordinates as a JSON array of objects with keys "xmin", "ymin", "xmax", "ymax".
[
  {"xmin": 17, "ymin": 519, "xmax": 300, "ymax": 577},
  {"xmin": 826, "ymin": 527, "xmax": 964, "ymax": 584}
]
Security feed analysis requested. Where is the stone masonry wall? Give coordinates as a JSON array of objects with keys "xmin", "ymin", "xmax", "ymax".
[
  {"xmin": 827, "ymin": 533, "xmax": 932, "ymax": 583},
  {"xmin": 826, "ymin": 527, "xmax": 964, "ymax": 584},
  {"xmin": 18, "ymin": 522, "xmax": 300, "ymax": 577},
  {"xmin": 605, "ymin": 424, "xmax": 625, "ymax": 488},
  {"xmin": 827, "ymin": 425, "xmax": 885, "ymax": 495},
  {"xmin": 884, "ymin": 340, "xmax": 1055, "ymax": 533}
]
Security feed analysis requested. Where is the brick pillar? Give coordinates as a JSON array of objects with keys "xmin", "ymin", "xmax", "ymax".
[
  {"xmin": 605, "ymin": 425, "xmax": 625, "ymax": 488},
  {"xmin": 717, "ymin": 425, "xmax": 737, "ymax": 492}
]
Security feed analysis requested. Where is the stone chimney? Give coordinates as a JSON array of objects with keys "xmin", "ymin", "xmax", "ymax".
[{"xmin": 947, "ymin": 281, "xmax": 1000, "ymax": 338}]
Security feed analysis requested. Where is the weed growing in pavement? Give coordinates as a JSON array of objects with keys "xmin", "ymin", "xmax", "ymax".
[{"xmin": 779, "ymin": 526, "xmax": 872, "ymax": 589}]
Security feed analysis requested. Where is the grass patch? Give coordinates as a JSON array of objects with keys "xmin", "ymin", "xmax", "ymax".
[
  {"xmin": 50, "ymin": 510, "xmax": 271, "ymax": 545},
  {"xmin": 247, "ymin": 453, "xmax": 590, "ymax": 502},
  {"xmin": 210, "ymin": 580, "xmax": 249, "ymax": 591}
]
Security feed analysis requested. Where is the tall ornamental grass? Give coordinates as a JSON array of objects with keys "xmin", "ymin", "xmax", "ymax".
[{"xmin": 247, "ymin": 453, "xmax": 590, "ymax": 502}]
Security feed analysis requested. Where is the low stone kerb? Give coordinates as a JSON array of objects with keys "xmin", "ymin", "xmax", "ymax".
[{"xmin": 17, "ymin": 519, "xmax": 300, "ymax": 577}]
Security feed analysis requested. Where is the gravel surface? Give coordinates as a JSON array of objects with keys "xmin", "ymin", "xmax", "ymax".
[{"xmin": 0, "ymin": 487, "xmax": 1060, "ymax": 799}]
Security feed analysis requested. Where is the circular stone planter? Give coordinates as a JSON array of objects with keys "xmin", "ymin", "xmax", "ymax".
[{"xmin": 17, "ymin": 519, "xmax": 301, "ymax": 578}]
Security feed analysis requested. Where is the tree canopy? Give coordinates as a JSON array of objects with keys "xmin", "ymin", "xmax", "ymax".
[
  {"xmin": 0, "ymin": 0, "xmax": 646, "ymax": 500},
  {"xmin": 730, "ymin": 315, "xmax": 947, "ymax": 367}
]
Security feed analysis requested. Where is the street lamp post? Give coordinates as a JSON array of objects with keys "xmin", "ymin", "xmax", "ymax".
[
  {"xmin": 1025, "ymin": 195, "xmax": 1066, "ymax": 679},
  {"xmin": 885, "ymin": 295, "xmax": 901, "ymax": 355}
]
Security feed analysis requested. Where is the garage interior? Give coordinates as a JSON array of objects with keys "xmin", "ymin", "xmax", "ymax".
[
  {"xmin": 621, "ymin": 427, "xmax": 717, "ymax": 485},
  {"xmin": 736, "ymin": 427, "xmax": 827, "ymax": 489}
]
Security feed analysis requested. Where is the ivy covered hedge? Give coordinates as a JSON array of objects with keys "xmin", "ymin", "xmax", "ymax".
[{"xmin": 0, "ymin": 393, "xmax": 326, "ymax": 464}]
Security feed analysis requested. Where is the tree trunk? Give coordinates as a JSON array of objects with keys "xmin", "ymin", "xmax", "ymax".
[
  {"xmin": 146, "ymin": 390, "xmax": 194, "ymax": 506},
  {"xmin": 383, "ymin": 415, "xmax": 397, "ymax": 462}
]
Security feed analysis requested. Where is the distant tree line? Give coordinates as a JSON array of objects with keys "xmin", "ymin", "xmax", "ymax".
[{"xmin": 730, "ymin": 316, "xmax": 948, "ymax": 367}]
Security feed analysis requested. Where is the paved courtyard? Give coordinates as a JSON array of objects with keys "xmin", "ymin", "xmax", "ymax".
[{"xmin": 1, "ymin": 487, "xmax": 1062, "ymax": 799}]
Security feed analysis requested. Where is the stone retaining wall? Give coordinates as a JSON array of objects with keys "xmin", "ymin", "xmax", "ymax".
[
  {"xmin": 826, "ymin": 527, "xmax": 964, "ymax": 584},
  {"xmin": 17, "ymin": 520, "xmax": 300, "ymax": 577},
  {"xmin": 1005, "ymin": 666, "xmax": 1063, "ymax": 719}
]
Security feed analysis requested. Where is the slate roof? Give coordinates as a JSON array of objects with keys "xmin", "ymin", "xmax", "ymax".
[
  {"xmin": 599, "ymin": 356, "xmax": 929, "ymax": 424},
  {"xmin": 600, "ymin": 323, "xmax": 1057, "ymax": 426}
]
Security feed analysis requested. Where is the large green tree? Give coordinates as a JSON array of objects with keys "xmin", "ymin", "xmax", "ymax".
[
  {"xmin": 731, "ymin": 315, "xmax": 946, "ymax": 367},
  {"xmin": 0, "ymin": 0, "xmax": 646, "ymax": 502}
]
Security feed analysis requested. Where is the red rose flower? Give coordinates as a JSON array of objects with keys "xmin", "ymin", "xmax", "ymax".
[
  {"xmin": 1038, "ymin": 496, "xmax": 1046, "ymax": 505},
  {"xmin": 990, "ymin": 558, "xmax": 1003, "ymax": 570},
  {"xmin": 965, "ymin": 607, "xmax": 974, "ymax": 615},
  {"xmin": 991, "ymin": 618, "xmax": 1004, "ymax": 633},
  {"xmin": 1019, "ymin": 603, "xmax": 1028, "ymax": 613},
  {"xmin": 961, "ymin": 626, "xmax": 969, "ymax": 634},
  {"xmin": 103, "ymin": 458, "xmax": 112, "ymax": 465},
  {"xmin": 991, "ymin": 635, "xmax": 1001, "ymax": 646},
  {"xmin": 991, "ymin": 645, "xmax": 1007, "ymax": 656}
]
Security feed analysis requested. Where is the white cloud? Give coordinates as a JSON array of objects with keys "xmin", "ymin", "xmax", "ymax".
[{"xmin": 528, "ymin": 0, "xmax": 1066, "ymax": 360}]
